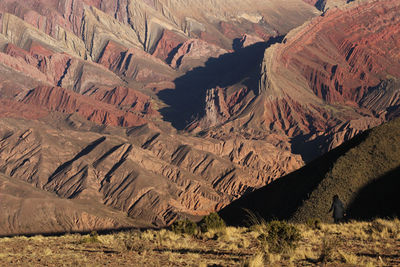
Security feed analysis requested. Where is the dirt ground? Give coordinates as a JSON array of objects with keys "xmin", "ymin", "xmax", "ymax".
[{"xmin": 0, "ymin": 219, "xmax": 399, "ymax": 266}]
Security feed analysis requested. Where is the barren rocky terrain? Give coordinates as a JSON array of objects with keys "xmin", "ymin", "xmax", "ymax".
[{"xmin": 0, "ymin": 0, "xmax": 399, "ymax": 235}]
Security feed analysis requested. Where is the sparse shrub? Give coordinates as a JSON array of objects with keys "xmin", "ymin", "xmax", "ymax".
[
  {"xmin": 365, "ymin": 218, "xmax": 400, "ymax": 239},
  {"xmin": 80, "ymin": 231, "xmax": 100, "ymax": 244},
  {"xmin": 338, "ymin": 250, "xmax": 359, "ymax": 264},
  {"xmin": 318, "ymin": 237, "xmax": 338, "ymax": 263},
  {"xmin": 243, "ymin": 253, "xmax": 265, "ymax": 267},
  {"xmin": 140, "ymin": 230, "xmax": 156, "ymax": 241},
  {"xmin": 258, "ymin": 221, "xmax": 301, "ymax": 254},
  {"xmin": 171, "ymin": 219, "xmax": 198, "ymax": 235},
  {"xmin": 306, "ymin": 218, "xmax": 322, "ymax": 230},
  {"xmin": 154, "ymin": 229, "xmax": 180, "ymax": 247},
  {"xmin": 369, "ymin": 220, "xmax": 385, "ymax": 233},
  {"xmin": 199, "ymin": 213, "xmax": 226, "ymax": 233},
  {"xmin": 118, "ymin": 231, "xmax": 142, "ymax": 252}
]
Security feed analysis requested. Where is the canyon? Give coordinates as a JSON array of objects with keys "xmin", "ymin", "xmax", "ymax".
[{"xmin": 0, "ymin": 0, "xmax": 399, "ymax": 235}]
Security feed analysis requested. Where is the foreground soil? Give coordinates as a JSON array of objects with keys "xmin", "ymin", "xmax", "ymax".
[{"xmin": 0, "ymin": 219, "xmax": 399, "ymax": 266}]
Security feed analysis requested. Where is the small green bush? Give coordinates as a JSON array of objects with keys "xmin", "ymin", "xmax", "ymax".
[
  {"xmin": 80, "ymin": 231, "xmax": 100, "ymax": 244},
  {"xmin": 259, "ymin": 221, "xmax": 301, "ymax": 254},
  {"xmin": 199, "ymin": 213, "xmax": 226, "ymax": 233},
  {"xmin": 171, "ymin": 219, "xmax": 198, "ymax": 235},
  {"xmin": 306, "ymin": 218, "xmax": 322, "ymax": 230}
]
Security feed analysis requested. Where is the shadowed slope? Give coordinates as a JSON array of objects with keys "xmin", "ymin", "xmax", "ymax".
[
  {"xmin": 347, "ymin": 167, "xmax": 400, "ymax": 220},
  {"xmin": 158, "ymin": 40, "xmax": 284, "ymax": 129},
  {"xmin": 220, "ymin": 117, "xmax": 400, "ymax": 224}
]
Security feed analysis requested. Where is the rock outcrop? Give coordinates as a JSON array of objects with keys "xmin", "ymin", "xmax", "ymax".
[
  {"xmin": 251, "ymin": 0, "xmax": 399, "ymax": 158},
  {"xmin": 22, "ymin": 86, "xmax": 155, "ymax": 127},
  {"xmin": 0, "ymin": 172, "xmax": 142, "ymax": 236},
  {"xmin": 0, "ymin": 115, "xmax": 302, "ymax": 232}
]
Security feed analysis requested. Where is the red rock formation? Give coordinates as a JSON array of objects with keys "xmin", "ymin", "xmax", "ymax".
[
  {"xmin": 0, "ymin": 99, "xmax": 48, "ymax": 120},
  {"xmin": 3, "ymin": 42, "xmax": 71, "ymax": 86},
  {"xmin": 1, "ymin": 42, "xmax": 123, "ymax": 94},
  {"xmin": 152, "ymin": 29, "xmax": 187, "ymax": 62},
  {"xmin": 187, "ymin": 86, "xmax": 253, "ymax": 131},
  {"xmin": 191, "ymin": 0, "xmax": 400, "ymax": 169},
  {"xmin": 251, "ymin": 0, "xmax": 400, "ymax": 156},
  {"xmin": 21, "ymin": 86, "xmax": 156, "ymax": 127},
  {"xmin": 252, "ymin": 24, "xmax": 273, "ymax": 41},
  {"xmin": 1, "ymin": 0, "xmax": 399, "ymax": 236},
  {"xmin": 0, "ymin": 47, "xmax": 51, "ymax": 85},
  {"xmin": 278, "ymin": 1, "xmax": 400, "ymax": 106},
  {"xmin": 89, "ymin": 86, "xmax": 158, "ymax": 116},
  {"xmin": 170, "ymin": 39, "xmax": 227, "ymax": 71},
  {"xmin": 219, "ymin": 21, "xmax": 246, "ymax": 40},
  {"xmin": 98, "ymin": 40, "xmax": 175, "ymax": 83},
  {"xmin": 237, "ymin": 34, "xmax": 265, "ymax": 49},
  {"xmin": 0, "ymin": 115, "xmax": 299, "ymax": 229}
]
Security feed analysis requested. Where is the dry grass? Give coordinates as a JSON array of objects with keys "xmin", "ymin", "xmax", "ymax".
[
  {"xmin": 0, "ymin": 219, "xmax": 399, "ymax": 266},
  {"xmin": 243, "ymin": 253, "xmax": 264, "ymax": 267}
]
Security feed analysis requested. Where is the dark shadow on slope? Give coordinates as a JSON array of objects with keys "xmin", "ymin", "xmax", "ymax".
[
  {"xmin": 166, "ymin": 44, "xmax": 183, "ymax": 65},
  {"xmin": 346, "ymin": 166, "xmax": 400, "ymax": 220},
  {"xmin": 218, "ymin": 130, "xmax": 370, "ymax": 226},
  {"xmin": 291, "ymin": 132, "xmax": 334, "ymax": 162},
  {"xmin": 157, "ymin": 36, "xmax": 284, "ymax": 130},
  {"xmin": 315, "ymin": 0, "xmax": 327, "ymax": 11}
]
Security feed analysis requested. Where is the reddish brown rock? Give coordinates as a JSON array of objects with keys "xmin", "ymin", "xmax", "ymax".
[
  {"xmin": 3, "ymin": 42, "xmax": 71, "ymax": 87},
  {"xmin": 1, "ymin": 42, "xmax": 123, "ymax": 94},
  {"xmin": 88, "ymin": 86, "xmax": 158, "ymax": 116},
  {"xmin": 219, "ymin": 21, "xmax": 245, "ymax": 40},
  {"xmin": 152, "ymin": 29, "xmax": 187, "ymax": 62},
  {"xmin": 2, "ymin": 0, "xmax": 399, "ymax": 237},
  {"xmin": 0, "ymin": 115, "xmax": 298, "ymax": 231},
  {"xmin": 0, "ymin": 99, "xmax": 48, "ymax": 120},
  {"xmin": 279, "ymin": 2, "xmax": 400, "ymax": 106},
  {"xmin": 170, "ymin": 39, "xmax": 228, "ymax": 71},
  {"xmin": 252, "ymin": 24, "xmax": 274, "ymax": 41},
  {"xmin": 236, "ymin": 34, "xmax": 265, "ymax": 49},
  {"xmin": 251, "ymin": 0, "xmax": 400, "ymax": 158},
  {"xmin": 21, "ymin": 86, "xmax": 155, "ymax": 127},
  {"xmin": 262, "ymin": 0, "xmax": 400, "ymax": 114},
  {"xmin": 98, "ymin": 40, "xmax": 175, "ymax": 83},
  {"xmin": 0, "ymin": 48, "xmax": 51, "ymax": 85},
  {"xmin": 0, "ymin": 172, "xmax": 141, "ymax": 236}
]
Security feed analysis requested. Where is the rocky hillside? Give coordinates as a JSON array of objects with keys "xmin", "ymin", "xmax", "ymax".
[
  {"xmin": 0, "ymin": 0, "xmax": 399, "ymax": 235},
  {"xmin": 0, "ymin": 113, "xmax": 303, "ymax": 235},
  {"xmin": 220, "ymin": 117, "xmax": 400, "ymax": 224},
  {"xmin": 196, "ymin": 0, "xmax": 400, "ymax": 161},
  {"xmin": 0, "ymin": 172, "xmax": 141, "ymax": 236}
]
